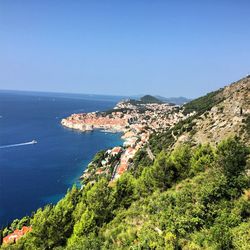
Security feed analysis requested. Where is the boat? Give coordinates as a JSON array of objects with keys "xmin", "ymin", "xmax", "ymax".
[{"xmin": 31, "ymin": 140, "xmax": 37, "ymax": 144}]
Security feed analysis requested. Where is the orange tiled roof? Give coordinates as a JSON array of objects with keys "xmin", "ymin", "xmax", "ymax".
[
  {"xmin": 96, "ymin": 168, "xmax": 103, "ymax": 174},
  {"xmin": 112, "ymin": 147, "xmax": 122, "ymax": 154},
  {"xmin": 117, "ymin": 163, "xmax": 128, "ymax": 175},
  {"xmin": 3, "ymin": 226, "xmax": 32, "ymax": 245}
]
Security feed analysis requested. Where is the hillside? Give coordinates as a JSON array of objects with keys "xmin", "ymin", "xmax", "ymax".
[
  {"xmin": 123, "ymin": 95, "xmax": 163, "ymax": 105},
  {"xmin": 140, "ymin": 95, "xmax": 163, "ymax": 104},
  {"xmin": 177, "ymin": 76, "xmax": 250, "ymax": 146},
  {"xmin": 2, "ymin": 137, "xmax": 249, "ymax": 250},
  {"xmin": 156, "ymin": 96, "xmax": 191, "ymax": 105},
  {"xmin": 1, "ymin": 76, "xmax": 250, "ymax": 250},
  {"xmin": 144, "ymin": 76, "xmax": 250, "ymax": 158}
]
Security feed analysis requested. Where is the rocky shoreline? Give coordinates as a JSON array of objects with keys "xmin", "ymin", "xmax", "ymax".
[{"xmin": 61, "ymin": 112, "xmax": 127, "ymax": 132}]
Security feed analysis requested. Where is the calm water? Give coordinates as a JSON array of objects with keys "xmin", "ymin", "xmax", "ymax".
[{"xmin": 0, "ymin": 91, "xmax": 123, "ymax": 226}]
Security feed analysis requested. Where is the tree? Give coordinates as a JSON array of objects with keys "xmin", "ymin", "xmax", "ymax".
[
  {"xmin": 216, "ymin": 137, "xmax": 249, "ymax": 198},
  {"xmin": 232, "ymin": 220, "xmax": 250, "ymax": 249},
  {"xmin": 216, "ymin": 137, "xmax": 249, "ymax": 178},
  {"xmin": 190, "ymin": 144, "xmax": 215, "ymax": 175},
  {"xmin": 151, "ymin": 152, "xmax": 178, "ymax": 191},
  {"xmin": 66, "ymin": 233, "xmax": 101, "ymax": 250},
  {"xmin": 86, "ymin": 178, "xmax": 115, "ymax": 226},
  {"xmin": 67, "ymin": 209, "xmax": 97, "ymax": 247},
  {"xmin": 136, "ymin": 167, "xmax": 156, "ymax": 197},
  {"xmin": 21, "ymin": 187, "xmax": 80, "ymax": 249},
  {"xmin": 170, "ymin": 144, "xmax": 192, "ymax": 179},
  {"xmin": 114, "ymin": 173, "xmax": 136, "ymax": 209}
]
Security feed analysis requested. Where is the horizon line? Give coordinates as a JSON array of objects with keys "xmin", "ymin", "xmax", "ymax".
[{"xmin": 0, "ymin": 88, "xmax": 192, "ymax": 100}]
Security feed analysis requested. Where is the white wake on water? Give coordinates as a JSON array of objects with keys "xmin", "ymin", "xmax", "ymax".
[{"xmin": 0, "ymin": 140, "xmax": 37, "ymax": 149}]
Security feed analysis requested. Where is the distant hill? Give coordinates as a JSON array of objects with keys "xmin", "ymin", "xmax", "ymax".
[
  {"xmin": 140, "ymin": 95, "xmax": 163, "ymax": 104},
  {"xmin": 155, "ymin": 96, "xmax": 191, "ymax": 105},
  {"xmin": 130, "ymin": 95, "xmax": 191, "ymax": 105},
  {"xmin": 123, "ymin": 95, "xmax": 163, "ymax": 106}
]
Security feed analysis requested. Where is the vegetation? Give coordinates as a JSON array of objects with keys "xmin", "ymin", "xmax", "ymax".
[
  {"xmin": 2, "ymin": 217, "xmax": 30, "ymax": 238},
  {"xmin": 132, "ymin": 87, "xmax": 226, "ymax": 166},
  {"xmin": 82, "ymin": 149, "xmax": 122, "ymax": 183},
  {"xmin": 140, "ymin": 95, "xmax": 163, "ymax": 104},
  {"xmin": 120, "ymin": 95, "xmax": 163, "ymax": 107},
  {"xmin": 144, "ymin": 115, "xmax": 198, "ymax": 157},
  {"xmin": 130, "ymin": 147, "xmax": 153, "ymax": 177},
  {"xmin": 2, "ymin": 137, "xmax": 250, "ymax": 250},
  {"xmin": 243, "ymin": 115, "xmax": 250, "ymax": 137},
  {"xmin": 183, "ymin": 89, "xmax": 224, "ymax": 115},
  {"xmin": 155, "ymin": 96, "xmax": 191, "ymax": 105}
]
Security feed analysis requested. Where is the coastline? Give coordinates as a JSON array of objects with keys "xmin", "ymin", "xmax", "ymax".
[
  {"xmin": 60, "ymin": 99, "xmax": 193, "ymax": 183},
  {"xmin": 0, "ymin": 93, "xmax": 123, "ymax": 227},
  {"xmin": 61, "ymin": 114, "xmax": 148, "ymax": 182}
]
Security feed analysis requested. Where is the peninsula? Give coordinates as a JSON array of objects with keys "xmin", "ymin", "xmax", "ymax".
[{"xmin": 61, "ymin": 95, "xmax": 195, "ymax": 181}]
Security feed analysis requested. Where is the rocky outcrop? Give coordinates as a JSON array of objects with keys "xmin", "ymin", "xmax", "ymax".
[{"xmin": 175, "ymin": 76, "xmax": 250, "ymax": 146}]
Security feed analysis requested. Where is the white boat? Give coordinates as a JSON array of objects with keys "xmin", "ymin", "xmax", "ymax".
[{"xmin": 31, "ymin": 140, "xmax": 37, "ymax": 144}]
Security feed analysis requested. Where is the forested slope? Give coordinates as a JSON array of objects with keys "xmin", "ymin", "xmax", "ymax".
[{"xmin": 1, "ymin": 137, "xmax": 249, "ymax": 250}]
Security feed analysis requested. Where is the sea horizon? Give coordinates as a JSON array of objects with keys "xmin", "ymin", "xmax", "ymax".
[{"xmin": 0, "ymin": 89, "xmax": 128, "ymax": 102}]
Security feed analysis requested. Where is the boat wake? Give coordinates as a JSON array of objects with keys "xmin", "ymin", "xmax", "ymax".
[{"xmin": 0, "ymin": 140, "xmax": 37, "ymax": 149}]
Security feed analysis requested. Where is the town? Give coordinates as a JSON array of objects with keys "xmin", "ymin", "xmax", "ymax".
[{"xmin": 61, "ymin": 96, "xmax": 195, "ymax": 183}]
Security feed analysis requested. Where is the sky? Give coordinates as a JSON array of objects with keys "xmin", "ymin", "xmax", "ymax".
[{"xmin": 0, "ymin": 1, "xmax": 250, "ymax": 98}]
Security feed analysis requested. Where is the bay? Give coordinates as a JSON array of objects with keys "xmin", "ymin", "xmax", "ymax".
[{"xmin": 0, "ymin": 91, "xmax": 123, "ymax": 226}]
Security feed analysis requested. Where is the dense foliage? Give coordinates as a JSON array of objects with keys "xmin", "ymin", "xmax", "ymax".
[
  {"xmin": 140, "ymin": 95, "xmax": 163, "ymax": 104},
  {"xmin": 182, "ymin": 89, "xmax": 223, "ymax": 115},
  {"xmin": 2, "ymin": 217, "xmax": 30, "ymax": 238},
  {"xmin": 145, "ymin": 115, "xmax": 198, "ymax": 156},
  {"xmin": 243, "ymin": 115, "xmax": 250, "ymax": 138},
  {"xmin": 2, "ymin": 137, "xmax": 250, "ymax": 250}
]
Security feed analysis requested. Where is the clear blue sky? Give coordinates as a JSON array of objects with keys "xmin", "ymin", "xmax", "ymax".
[{"xmin": 0, "ymin": 1, "xmax": 249, "ymax": 98}]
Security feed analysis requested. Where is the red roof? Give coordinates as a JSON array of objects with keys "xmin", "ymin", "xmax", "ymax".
[
  {"xmin": 3, "ymin": 226, "xmax": 32, "ymax": 245},
  {"xmin": 117, "ymin": 163, "xmax": 128, "ymax": 175},
  {"xmin": 96, "ymin": 168, "xmax": 103, "ymax": 174},
  {"xmin": 112, "ymin": 147, "xmax": 122, "ymax": 154}
]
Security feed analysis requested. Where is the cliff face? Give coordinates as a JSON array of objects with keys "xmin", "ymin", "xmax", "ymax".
[{"xmin": 176, "ymin": 76, "xmax": 250, "ymax": 146}]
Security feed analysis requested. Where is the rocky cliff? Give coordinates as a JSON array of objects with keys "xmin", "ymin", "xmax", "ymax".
[{"xmin": 175, "ymin": 76, "xmax": 250, "ymax": 147}]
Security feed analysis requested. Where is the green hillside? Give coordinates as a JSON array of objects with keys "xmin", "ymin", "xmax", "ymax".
[
  {"xmin": 156, "ymin": 96, "xmax": 191, "ymax": 105},
  {"xmin": 1, "ymin": 137, "xmax": 249, "ymax": 250},
  {"xmin": 182, "ymin": 89, "xmax": 224, "ymax": 115},
  {"xmin": 140, "ymin": 95, "xmax": 163, "ymax": 104}
]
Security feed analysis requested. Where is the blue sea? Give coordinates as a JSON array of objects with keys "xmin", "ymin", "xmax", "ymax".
[{"xmin": 0, "ymin": 91, "xmax": 123, "ymax": 226}]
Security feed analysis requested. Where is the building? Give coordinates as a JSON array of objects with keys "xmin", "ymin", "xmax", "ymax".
[{"xmin": 3, "ymin": 226, "xmax": 32, "ymax": 245}]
